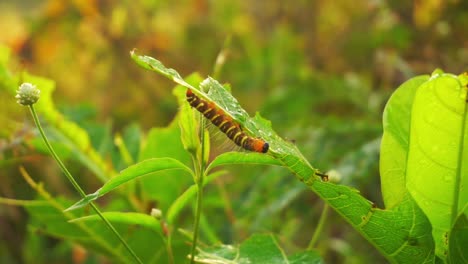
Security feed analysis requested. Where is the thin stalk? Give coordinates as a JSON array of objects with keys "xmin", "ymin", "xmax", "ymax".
[
  {"xmin": 308, "ymin": 203, "xmax": 329, "ymax": 250},
  {"xmin": 190, "ymin": 175, "xmax": 204, "ymax": 263},
  {"xmin": 212, "ymin": 35, "xmax": 231, "ymax": 80},
  {"xmin": 29, "ymin": 105, "xmax": 142, "ymax": 264},
  {"xmin": 166, "ymin": 231, "xmax": 175, "ymax": 264},
  {"xmin": 190, "ymin": 113, "xmax": 207, "ymax": 263},
  {"xmin": 452, "ymin": 90, "xmax": 467, "ymax": 226},
  {"xmin": 19, "ymin": 166, "xmax": 131, "ymax": 262}
]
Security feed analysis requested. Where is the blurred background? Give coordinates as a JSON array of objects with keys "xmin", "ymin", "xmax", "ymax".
[{"xmin": 0, "ymin": 0, "xmax": 467, "ymax": 263}]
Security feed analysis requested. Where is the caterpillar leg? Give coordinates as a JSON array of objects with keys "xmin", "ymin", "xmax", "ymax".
[{"xmin": 315, "ymin": 171, "xmax": 329, "ymax": 182}]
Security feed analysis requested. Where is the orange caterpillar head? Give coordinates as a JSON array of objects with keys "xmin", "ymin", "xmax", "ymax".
[{"xmin": 248, "ymin": 138, "xmax": 269, "ymax": 153}]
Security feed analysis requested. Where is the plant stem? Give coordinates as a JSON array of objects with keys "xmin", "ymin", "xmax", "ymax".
[
  {"xmin": 29, "ymin": 105, "xmax": 142, "ymax": 264},
  {"xmin": 190, "ymin": 113, "xmax": 207, "ymax": 263},
  {"xmin": 190, "ymin": 175, "xmax": 204, "ymax": 263},
  {"xmin": 166, "ymin": 232, "xmax": 175, "ymax": 264},
  {"xmin": 212, "ymin": 35, "xmax": 231, "ymax": 80},
  {"xmin": 308, "ymin": 203, "xmax": 329, "ymax": 250},
  {"xmin": 452, "ymin": 92, "xmax": 467, "ymax": 226}
]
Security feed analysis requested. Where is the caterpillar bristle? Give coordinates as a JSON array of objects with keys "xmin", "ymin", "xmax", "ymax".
[{"xmin": 186, "ymin": 89, "xmax": 269, "ymax": 153}]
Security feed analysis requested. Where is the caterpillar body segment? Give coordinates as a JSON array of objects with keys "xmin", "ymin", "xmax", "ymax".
[{"xmin": 186, "ymin": 89, "xmax": 269, "ymax": 153}]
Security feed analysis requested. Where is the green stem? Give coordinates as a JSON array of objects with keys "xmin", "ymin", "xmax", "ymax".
[
  {"xmin": 452, "ymin": 88, "xmax": 467, "ymax": 226},
  {"xmin": 212, "ymin": 35, "xmax": 231, "ymax": 80},
  {"xmin": 190, "ymin": 113, "xmax": 207, "ymax": 263},
  {"xmin": 166, "ymin": 232, "xmax": 175, "ymax": 264},
  {"xmin": 190, "ymin": 176, "xmax": 204, "ymax": 263},
  {"xmin": 307, "ymin": 203, "xmax": 329, "ymax": 250},
  {"xmin": 29, "ymin": 105, "xmax": 142, "ymax": 264}
]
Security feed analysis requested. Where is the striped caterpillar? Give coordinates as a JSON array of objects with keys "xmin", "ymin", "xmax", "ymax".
[{"xmin": 186, "ymin": 89, "xmax": 269, "ymax": 153}]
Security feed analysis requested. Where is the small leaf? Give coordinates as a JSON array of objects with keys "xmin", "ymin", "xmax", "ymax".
[
  {"xmin": 130, "ymin": 50, "xmax": 195, "ymax": 90},
  {"xmin": 288, "ymin": 250, "xmax": 322, "ymax": 264},
  {"xmin": 206, "ymin": 152, "xmax": 282, "ymax": 173},
  {"xmin": 175, "ymin": 74, "xmax": 203, "ymax": 155},
  {"xmin": 238, "ymin": 234, "xmax": 288, "ymax": 263},
  {"xmin": 193, "ymin": 244, "xmax": 238, "ymax": 263},
  {"xmin": 138, "ymin": 115, "xmax": 193, "ymax": 209},
  {"xmin": 70, "ymin": 212, "xmax": 163, "ymax": 235},
  {"xmin": 193, "ymin": 234, "xmax": 323, "ymax": 264},
  {"xmin": 448, "ymin": 206, "xmax": 468, "ymax": 263},
  {"xmin": 166, "ymin": 171, "xmax": 226, "ymax": 224},
  {"xmin": 66, "ymin": 158, "xmax": 192, "ymax": 211}
]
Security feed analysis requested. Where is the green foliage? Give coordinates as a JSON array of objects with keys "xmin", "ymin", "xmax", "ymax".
[
  {"xmin": 20, "ymin": 72, "xmax": 116, "ymax": 182},
  {"xmin": 66, "ymin": 158, "xmax": 192, "ymax": 211},
  {"xmin": 134, "ymin": 52, "xmax": 466, "ymax": 263},
  {"xmin": 381, "ymin": 70, "xmax": 468, "ymax": 262},
  {"xmin": 448, "ymin": 206, "xmax": 468, "ymax": 263},
  {"xmin": 194, "ymin": 234, "xmax": 322, "ymax": 263},
  {"xmin": 2, "ymin": 35, "xmax": 467, "ymax": 263},
  {"xmin": 20, "ymin": 177, "xmax": 171, "ymax": 264},
  {"xmin": 1, "ymin": 1, "xmax": 467, "ymax": 260}
]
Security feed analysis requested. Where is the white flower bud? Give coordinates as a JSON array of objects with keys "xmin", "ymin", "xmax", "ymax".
[
  {"xmin": 15, "ymin": 83, "xmax": 40, "ymax": 106},
  {"xmin": 150, "ymin": 208, "xmax": 162, "ymax": 220}
]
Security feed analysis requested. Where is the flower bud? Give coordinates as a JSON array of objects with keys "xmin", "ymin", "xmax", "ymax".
[
  {"xmin": 150, "ymin": 208, "xmax": 162, "ymax": 220},
  {"xmin": 15, "ymin": 83, "xmax": 40, "ymax": 106}
]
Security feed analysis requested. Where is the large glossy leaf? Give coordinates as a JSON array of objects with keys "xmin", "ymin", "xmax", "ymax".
[
  {"xmin": 131, "ymin": 53, "xmax": 437, "ymax": 263},
  {"xmin": 382, "ymin": 71, "xmax": 468, "ymax": 260},
  {"xmin": 380, "ymin": 75, "xmax": 430, "ymax": 208},
  {"xmin": 405, "ymin": 72, "xmax": 467, "ymax": 259}
]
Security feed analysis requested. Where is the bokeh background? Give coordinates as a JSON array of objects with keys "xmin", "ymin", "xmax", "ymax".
[{"xmin": 1, "ymin": 0, "xmax": 467, "ymax": 263}]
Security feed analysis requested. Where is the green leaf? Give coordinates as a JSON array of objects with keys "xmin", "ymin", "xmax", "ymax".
[
  {"xmin": 66, "ymin": 158, "xmax": 192, "ymax": 211},
  {"xmin": 312, "ymin": 181, "xmax": 435, "ymax": 262},
  {"xmin": 70, "ymin": 212, "xmax": 163, "ymax": 235},
  {"xmin": 174, "ymin": 73, "xmax": 203, "ymax": 154},
  {"xmin": 131, "ymin": 53, "xmax": 438, "ymax": 263},
  {"xmin": 404, "ymin": 72, "xmax": 467, "ymax": 259},
  {"xmin": 166, "ymin": 170, "xmax": 226, "ymax": 224},
  {"xmin": 288, "ymin": 251, "xmax": 323, "ymax": 264},
  {"xmin": 22, "ymin": 195, "xmax": 165, "ymax": 263},
  {"xmin": 194, "ymin": 244, "xmax": 238, "ymax": 263},
  {"xmin": 22, "ymin": 72, "xmax": 116, "ymax": 182},
  {"xmin": 380, "ymin": 71, "xmax": 468, "ymax": 261},
  {"xmin": 448, "ymin": 206, "xmax": 468, "ymax": 263},
  {"xmin": 193, "ymin": 234, "xmax": 322, "ymax": 263},
  {"xmin": 113, "ymin": 123, "xmax": 142, "ymax": 168},
  {"xmin": 207, "ymin": 152, "xmax": 283, "ymax": 173},
  {"xmin": 238, "ymin": 234, "xmax": 288, "ymax": 263},
  {"xmin": 139, "ymin": 113, "xmax": 193, "ymax": 209},
  {"xmin": 380, "ymin": 75, "xmax": 430, "ymax": 208},
  {"xmin": 131, "ymin": 51, "xmax": 323, "ymax": 183},
  {"xmin": 130, "ymin": 49, "xmax": 196, "ymax": 90}
]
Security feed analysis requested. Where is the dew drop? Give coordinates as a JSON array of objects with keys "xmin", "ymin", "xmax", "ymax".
[{"xmin": 443, "ymin": 175, "xmax": 453, "ymax": 183}]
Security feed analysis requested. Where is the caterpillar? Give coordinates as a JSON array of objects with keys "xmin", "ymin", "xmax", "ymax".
[{"xmin": 186, "ymin": 89, "xmax": 269, "ymax": 153}]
